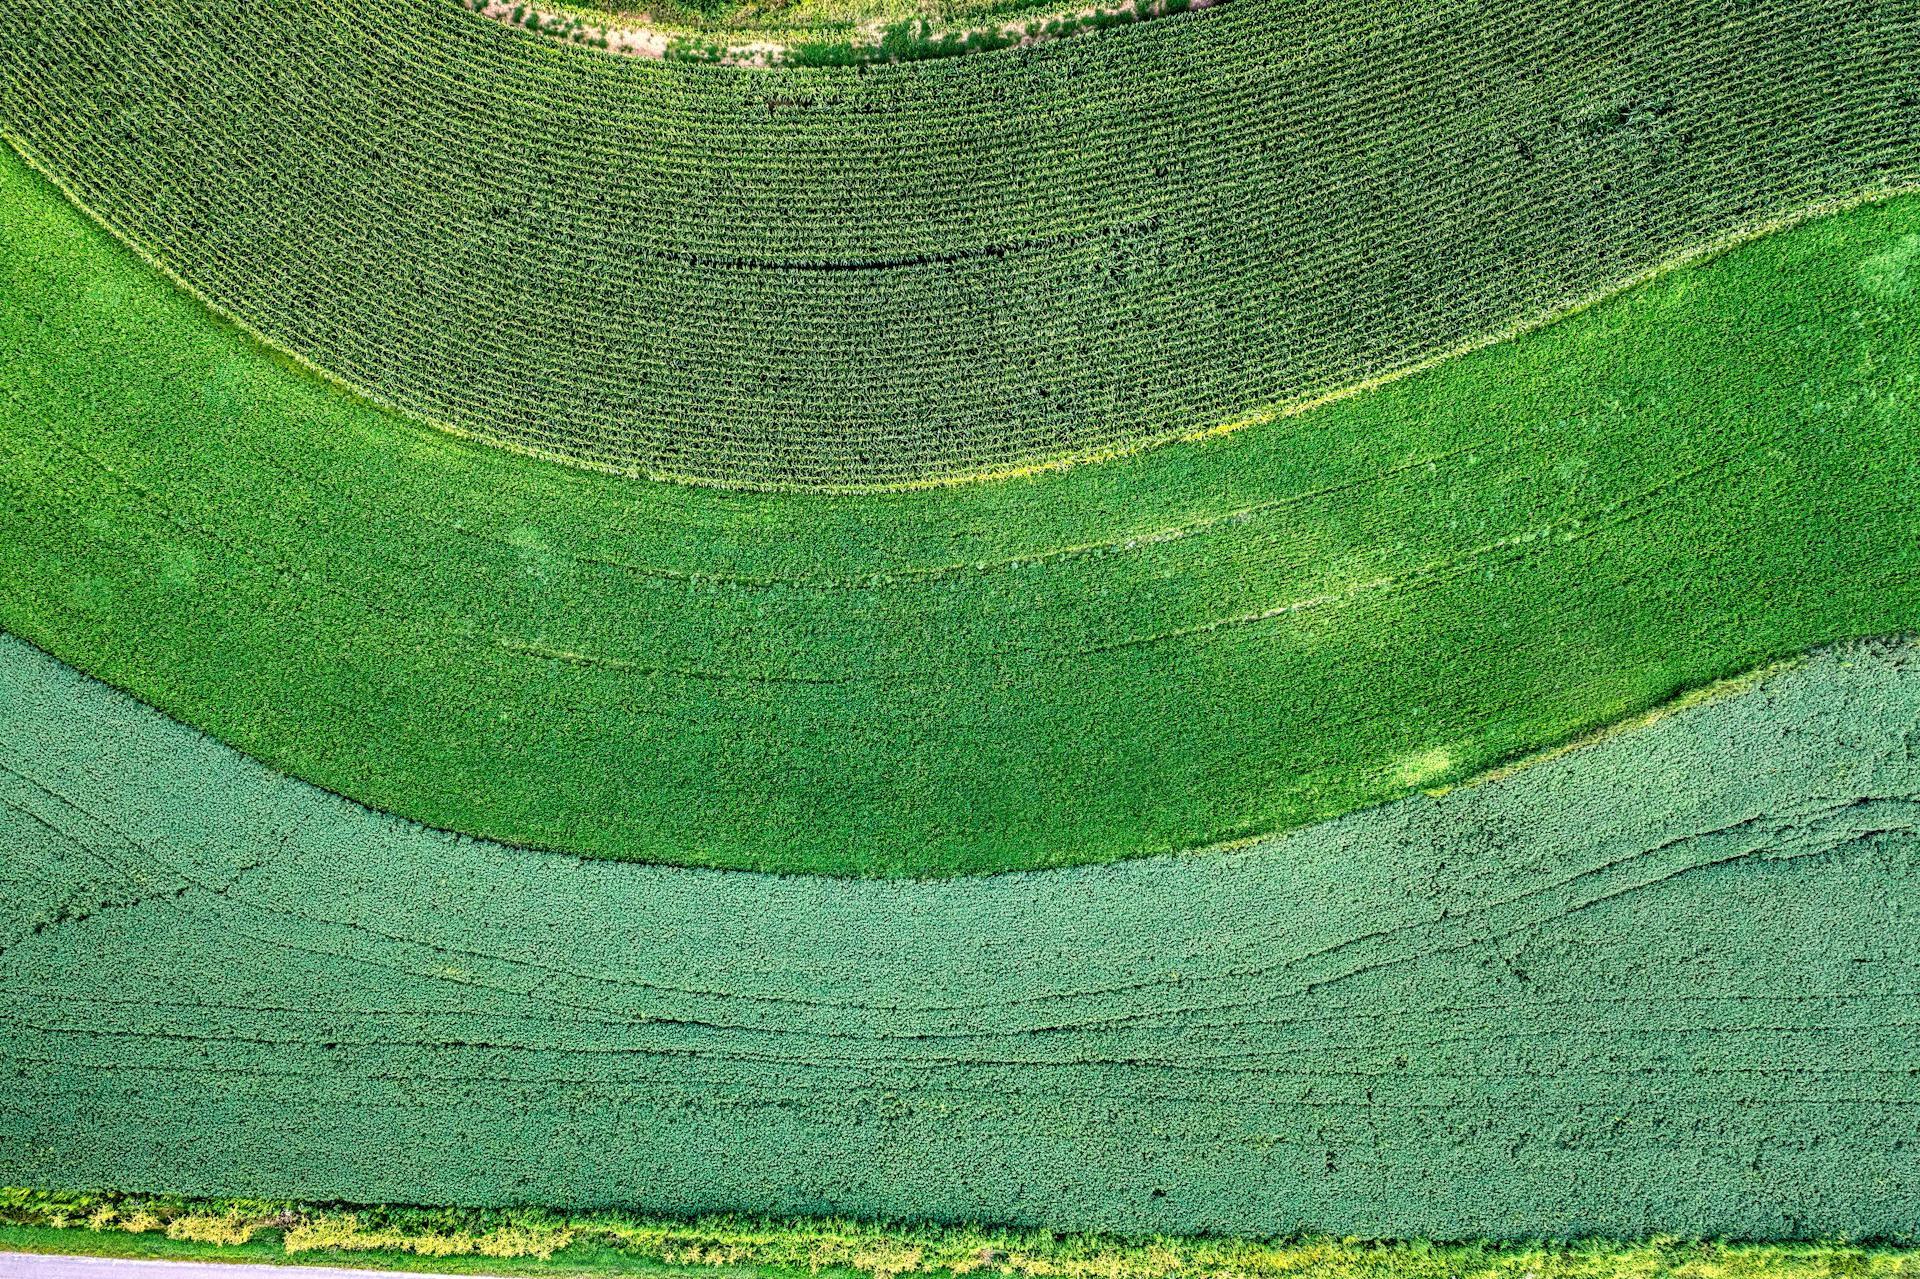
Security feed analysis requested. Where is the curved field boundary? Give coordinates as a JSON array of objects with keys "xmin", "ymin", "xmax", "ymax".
[
  {"xmin": 4, "ymin": 146, "xmax": 1920, "ymax": 875},
  {"xmin": 466, "ymin": 0, "xmax": 1224, "ymax": 68},
  {"xmin": 3, "ymin": 630, "xmax": 1918, "ymax": 1236},
  {"xmin": 3, "ymin": 0, "xmax": 1917, "ymax": 486}
]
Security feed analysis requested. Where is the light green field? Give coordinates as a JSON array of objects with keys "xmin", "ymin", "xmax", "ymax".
[
  {"xmin": 5, "ymin": 0, "xmax": 1916, "ymax": 485},
  {"xmin": 4, "ymin": 627, "xmax": 1918, "ymax": 1234},
  {"xmin": 3, "ymin": 143, "xmax": 1920, "ymax": 874}
]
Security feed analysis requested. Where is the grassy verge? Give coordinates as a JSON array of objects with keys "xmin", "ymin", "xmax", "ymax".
[
  {"xmin": 0, "ymin": 1224, "xmax": 755, "ymax": 1277},
  {"xmin": 6, "ymin": 1192, "xmax": 1919, "ymax": 1279}
]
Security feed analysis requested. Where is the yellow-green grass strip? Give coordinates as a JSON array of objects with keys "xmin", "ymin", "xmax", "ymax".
[
  {"xmin": 4, "ymin": 629, "xmax": 1919, "ymax": 1233},
  {"xmin": 3, "ymin": 0, "xmax": 1916, "ymax": 486},
  {"xmin": 5, "ymin": 145, "xmax": 1920, "ymax": 874},
  {"xmin": 8, "ymin": 1192, "xmax": 1920, "ymax": 1279}
]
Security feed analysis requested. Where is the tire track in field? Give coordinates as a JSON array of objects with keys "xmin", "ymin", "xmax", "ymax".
[
  {"xmin": 8, "ymin": 132, "xmax": 1920, "ymax": 875},
  {"xmin": 7, "ymin": 768, "xmax": 1892, "ymax": 1042},
  {"xmin": 8, "ymin": 736, "xmax": 1896, "ymax": 1041},
  {"xmin": 3, "ymin": 632, "xmax": 1919, "ymax": 1235}
]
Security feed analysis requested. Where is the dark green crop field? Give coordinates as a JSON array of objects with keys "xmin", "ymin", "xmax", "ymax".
[
  {"xmin": 3, "ymin": 143, "xmax": 1919, "ymax": 874},
  {"xmin": 3, "ymin": 0, "xmax": 1916, "ymax": 486},
  {"xmin": 3, "ymin": 629, "xmax": 1917, "ymax": 1234}
]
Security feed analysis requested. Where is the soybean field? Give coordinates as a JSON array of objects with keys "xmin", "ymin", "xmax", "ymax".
[{"xmin": 4, "ymin": 631, "xmax": 1918, "ymax": 1236}]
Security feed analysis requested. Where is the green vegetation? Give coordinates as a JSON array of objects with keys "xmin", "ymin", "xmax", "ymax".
[
  {"xmin": 476, "ymin": 0, "xmax": 1186, "ymax": 66},
  {"xmin": 3, "ymin": 0, "xmax": 1916, "ymax": 485},
  {"xmin": 9, "ymin": 1192, "xmax": 1920, "ymax": 1279},
  {"xmin": 696, "ymin": 7, "xmax": 1196, "ymax": 68},
  {"xmin": 0, "ymin": 1223, "xmax": 729, "ymax": 1279},
  {"xmin": 4, "ymin": 146, "xmax": 1920, "ymax": 874},
  {"xmin": 6, "ymin": 0, "xmax": 1920, "ymax": 1247},
  {"xmin": 4, "ymin": 627, "xmax": 1918, "ymax": 1233},
  {"xmin": 549, "ymin": 0, "xmax": 1175, "ymax": 40}
]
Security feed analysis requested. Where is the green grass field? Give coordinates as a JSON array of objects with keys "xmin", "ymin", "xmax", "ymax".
[
  {"xmin": 5, "ymin": 0, "xmax": 1915, "ymax": 485},
  {"xmin": 5, "ymin": 627, "xmax": 1918, "ymax": 1233},
  {"xmin": 3, "ymin": 143, "xmax": 1918, "ymax": 874}
]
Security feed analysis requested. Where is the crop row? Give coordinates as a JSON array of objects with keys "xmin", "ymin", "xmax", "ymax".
[
  {"xmin": 2, "ymin": 0, "xmax": 1916, "ymax": 485},
  {"xmin": 2, "ymin": 143, "xmax": 1918, "ymax": 875}
]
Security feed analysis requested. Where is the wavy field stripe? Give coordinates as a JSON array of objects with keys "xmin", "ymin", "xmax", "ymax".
[
  {"xmin": 2, "ymin": 0, "xmax": 1916, "ymax": 486},
  {"xmin": 3, "ymin": 631, "xmax": 1918, "ymax": 1235},
  {"xmin": 4, "ymin": 146, "xmax": 1920, "ymax": 875}
]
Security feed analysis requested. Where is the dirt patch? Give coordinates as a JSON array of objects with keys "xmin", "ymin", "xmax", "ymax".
[{"xmin": 463, "ymin": 0, "xmax": 1220, "ymax": 66}]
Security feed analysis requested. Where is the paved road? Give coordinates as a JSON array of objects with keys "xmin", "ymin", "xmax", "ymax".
[{"xmin": 0, "ymin": 1254, "xmax": 497, "ymax": 1279}]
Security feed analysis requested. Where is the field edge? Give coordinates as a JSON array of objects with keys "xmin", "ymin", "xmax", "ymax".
[{"xmin": 7, "ymin": 1193, "xmax": 1920, "ymax": 1279}]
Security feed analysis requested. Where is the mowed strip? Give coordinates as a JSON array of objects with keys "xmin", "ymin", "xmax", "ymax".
[
  {"xmin": 4, "ymin": 149, "xmax": 1920, "ymax": 874},
  {"xmin": 3, "ymin": 630, "xmax": 1917, "ymax": 1235},
  {"xmin": 2, "ymin": 0, "xmax": 1916, "ymax": 486}
]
